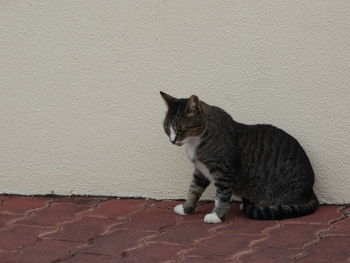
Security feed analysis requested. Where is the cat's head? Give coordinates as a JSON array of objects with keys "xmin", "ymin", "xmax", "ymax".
[{"xmin": 160, "ymin": 92, "xmax": 207, "ymax": 146}]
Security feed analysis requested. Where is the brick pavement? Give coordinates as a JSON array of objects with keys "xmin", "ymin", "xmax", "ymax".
[{"xmin": 0, "ymin": 195, "xmax": 349, "ymax": 263}]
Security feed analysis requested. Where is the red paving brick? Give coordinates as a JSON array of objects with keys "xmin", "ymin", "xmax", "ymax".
[
  {"xmin": 152, "ymin": 220, "xmax": 215, "ymax": 245},
  {"xmin": 0, "ymin": 239, "xmax": 85, "ymax": 263},
  {"xmin": 44, "ymin": 216, "xmax": 117, "ymax": 242},
  {"xmin": 185, "ymin": 234, "xmax": 258, "ymax": 260},
  {"xmin": 0, "ymin": 252, "xmax": 20, "ymax": 263},
  {"xmin": 80, "ymin": 229, "xmax": 149, "ymax": 257},
  {"xmin": 344, "ymin": 206, "xmax": 350, "ymax": 215},
  {"xmin": 0, "ymin": 195, "xmax": 12, "ymax": 204},
  {"xmin": 215, "ymin": 214, "xmax": 278, "ymax": 236},
  {"xmin": 181, "ymin": 257, "xmax": 233, "ymax": 263},
  {"xmin": 330, "ymin": 216, "xmax": 350, "ymax": 236},
  {"xmin": 298, "ymin": 235, "xmax": 350, "ymax": 263},
  {"xmin": 0, "ymin": 214, "xmax": 22, "ymax": 229},
  {"xmin": 51, "ymin": 196, "xmax": 106, "ymax": 207},
  {"xmin": 60, "ymin": 253, "xmax": 113, "ymax": 263},
  {"xmin": 237, "ymin": 224, "xmax": 326, "ymax": 263},
  {"xmin": 0, "ymin": 225, "xmax": 51, "ymax": 251},
  {"xmin": 120, "ymin": 242, "xmax": 188, "ymax": 263},
  {"xmin": 239, "ymin": 246, "xmax": 299, "ymax": 263},
  {"xmin": 0, "ymin": 195, "xmax": 348, "ymax": 263},
  {"xmin": 15, "ymin": 203, "xmax": 93, "ymax": 227},
  {"xmin": 0, "ymin": 196, "xmax": 49, "ymax": 215},
  {"xmin": 83, "ymin": 199, "xmax": 153, "ymax": 220},
  {"xmin": 256, "ymin": 223, "xmax": 327, "ymax": 249},
  {"xmin": 116, "ymin": 205, "xmax": 177, "ymax": 232}
]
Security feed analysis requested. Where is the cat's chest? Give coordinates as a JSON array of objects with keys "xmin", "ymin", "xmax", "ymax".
[
  {"xmin": 183, "ymin": 137, "xmax": 215, "ymax": 182},
  {"xmin": 194, "ymin": 160, "xmax": 214, "ymax": 182},
  {"xmin": 183, "ymin": 136, "xmax": 201, "ymax": 161}
]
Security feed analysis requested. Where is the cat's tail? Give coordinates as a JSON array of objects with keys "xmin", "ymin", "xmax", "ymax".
[{"xmin": 243, "ymin": 193, "xmax": 319, "ymax": 220}]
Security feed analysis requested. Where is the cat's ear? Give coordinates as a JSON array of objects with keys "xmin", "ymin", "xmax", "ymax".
[
  {"xmin": 160, "ymin": 91, "xmax": 177, "ymax": 108},
  {"xmin": 186, "ymin": 95, "xmax": 203, "ymax": 116}
]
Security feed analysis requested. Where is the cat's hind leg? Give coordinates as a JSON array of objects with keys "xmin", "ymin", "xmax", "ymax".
[
  {"xmin": 174, "ymin": 170, "xmax": 210, "ymax": 215},
  {"xmin": 240, "ymin": 198, "xmax": 253, "ymax": 210}
]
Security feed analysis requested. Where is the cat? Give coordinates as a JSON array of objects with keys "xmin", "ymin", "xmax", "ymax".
[{"xmin": 160, "ymin": 91, "xmax": 318, "ymax": 223}]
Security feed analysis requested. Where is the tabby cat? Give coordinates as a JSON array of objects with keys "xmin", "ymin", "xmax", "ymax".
[{"xmin": 160, "ymin": 92, "xmax": 318, "ymax": 223}]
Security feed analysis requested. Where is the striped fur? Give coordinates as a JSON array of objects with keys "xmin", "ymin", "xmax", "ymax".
[{"xmin": 161, "ymin": 92, "xmax": 319, "ymax": 221}]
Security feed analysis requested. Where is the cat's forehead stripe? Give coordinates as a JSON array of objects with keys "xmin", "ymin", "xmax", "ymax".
[{"xmin": 168, "ymin": 101, "xmax": 188, "ymax": 129}]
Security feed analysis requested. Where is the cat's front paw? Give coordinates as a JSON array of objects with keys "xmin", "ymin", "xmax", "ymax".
[
  {"xmin": 204, "ymin": 212, "xmax": 222, "ymax": 224},
  {"xmin": 174, "ymin": 204, "xmax": 187, "ymax": 215}
]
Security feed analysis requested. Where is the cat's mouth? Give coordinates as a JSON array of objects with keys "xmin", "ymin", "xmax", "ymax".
[{"xmin": 175, "ymin": 141, "xmax": 183, "ymax": 146}]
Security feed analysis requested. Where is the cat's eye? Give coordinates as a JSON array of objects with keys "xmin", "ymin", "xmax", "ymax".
[
  {"xmin": 185, "ymin": 125, "xmax": 198, "ymax": 129},
  {"xmin": 177, "ymin": 125, "xmax": 197, "ymax": 133}
]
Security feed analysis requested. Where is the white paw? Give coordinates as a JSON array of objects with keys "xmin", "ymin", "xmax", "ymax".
[
  {"xmin": 204, "ymin": 212, "xmax": 222, "ymax": 224},
  {"xmin": 240, "ymin": 203, "xmax": 244, "ymax": 210},
  {"xmin": 174, "ymin": 204, "xmax": 187, "ymax": 215}
]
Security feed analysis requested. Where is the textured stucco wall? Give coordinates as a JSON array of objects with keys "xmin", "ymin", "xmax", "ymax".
[{"xmin": 1, "ymin": 1, "xmax": 349, "ymax": 203}]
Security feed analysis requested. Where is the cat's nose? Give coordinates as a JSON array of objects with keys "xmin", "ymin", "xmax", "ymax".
[{"xmin": 170, "ymin": 135, "xmax": 177, "ymax": 144}]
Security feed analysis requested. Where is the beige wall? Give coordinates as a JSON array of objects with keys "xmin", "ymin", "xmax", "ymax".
[{"xmin": 1, "ymin": 1, "xmax": 349, "ymax": 204}]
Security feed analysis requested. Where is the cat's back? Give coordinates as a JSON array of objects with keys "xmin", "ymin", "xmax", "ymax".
[
  {"xmin": 239, "ymin": 123, "xmax": 298, "ymax": 146},
  {"xmin": 238, "ymin": 123, "xmax": 312, "ymax": 172},
  {"xmin": 205, "ymin": 104, "xmax": 310, "ymax": 165}
]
